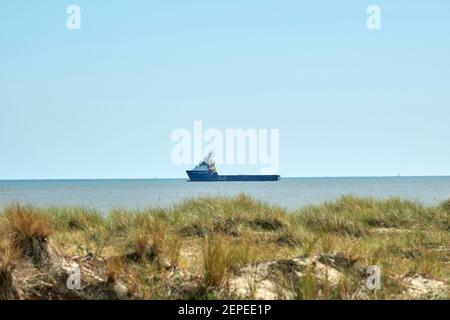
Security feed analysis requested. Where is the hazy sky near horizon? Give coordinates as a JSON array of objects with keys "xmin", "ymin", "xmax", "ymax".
[{"xmin": 1, "ymin": 0, "xmax": 449, "ymax": 179}]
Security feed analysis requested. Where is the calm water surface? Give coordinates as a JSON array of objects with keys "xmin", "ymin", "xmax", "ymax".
[{"xmin": 0, "ymin": 177, "xmax": 449, "ymax": 213}]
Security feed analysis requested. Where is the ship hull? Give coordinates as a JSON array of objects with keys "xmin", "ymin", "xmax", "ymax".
[{"xmin": 186, "ymin": 170, "xmax": 280, "ymax": 182}]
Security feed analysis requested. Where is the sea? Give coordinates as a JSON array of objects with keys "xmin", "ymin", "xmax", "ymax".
[{"xmin": 0, "ymin": 177, "xmax": 449, "ymax": 213}]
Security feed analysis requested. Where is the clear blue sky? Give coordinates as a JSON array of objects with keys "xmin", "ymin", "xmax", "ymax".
[{"xmin": 1, "ymin": 0, "xmax": 449, "ymax": 179}]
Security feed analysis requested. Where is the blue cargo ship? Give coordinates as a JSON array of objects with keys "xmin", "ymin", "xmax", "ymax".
[{"xmin": 186, "ymin": 154, "xmax": 280, "ymax": 182}]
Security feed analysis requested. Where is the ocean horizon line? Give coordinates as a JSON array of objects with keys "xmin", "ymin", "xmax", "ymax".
[{"xmin": 1, "ymin": 175, "xmax": 450, "ymax": 182}]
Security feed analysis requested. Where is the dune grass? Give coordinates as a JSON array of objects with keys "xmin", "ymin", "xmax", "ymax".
[{"xmin": 0, "ymin": 195, "xmax": 448, "ymax": 300}]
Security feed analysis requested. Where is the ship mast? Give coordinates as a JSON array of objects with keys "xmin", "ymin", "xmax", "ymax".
[{"xmin": 204, "ymin": 151, "xmax": 217, "ymax": 173}]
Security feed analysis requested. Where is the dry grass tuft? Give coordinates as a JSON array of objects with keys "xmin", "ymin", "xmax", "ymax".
[
  {"xmin": 3, "ymin": 205, "xmax": 53, "ymax": 266},
  {"xmin": 150, "ymin": 218, "xmax": 167, "ymax": 265},
  {"xmin": 166, "ymin": 237, "xmax": 182, "ymax": 268},
  {"xmin": 202, "ymin": 236, "xmax": 231, "ymax": 287},
  {"xmin": 0, "ymin": 240, "xmax": 21, "ymax": 300},
  {"xmin": 0, "ymin": 240, "xmax": 20, "ymax": 271},
  {"xmin": 126, "ymin": 218, "xmax": 169, "ymax": 269},
  {"xmin": 127, "ymin": 231, "xmax": 151, "ymax": 262},
  {"xmin": 106, "ymin": 257, "xmax": 124, "ymax": 283}
]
